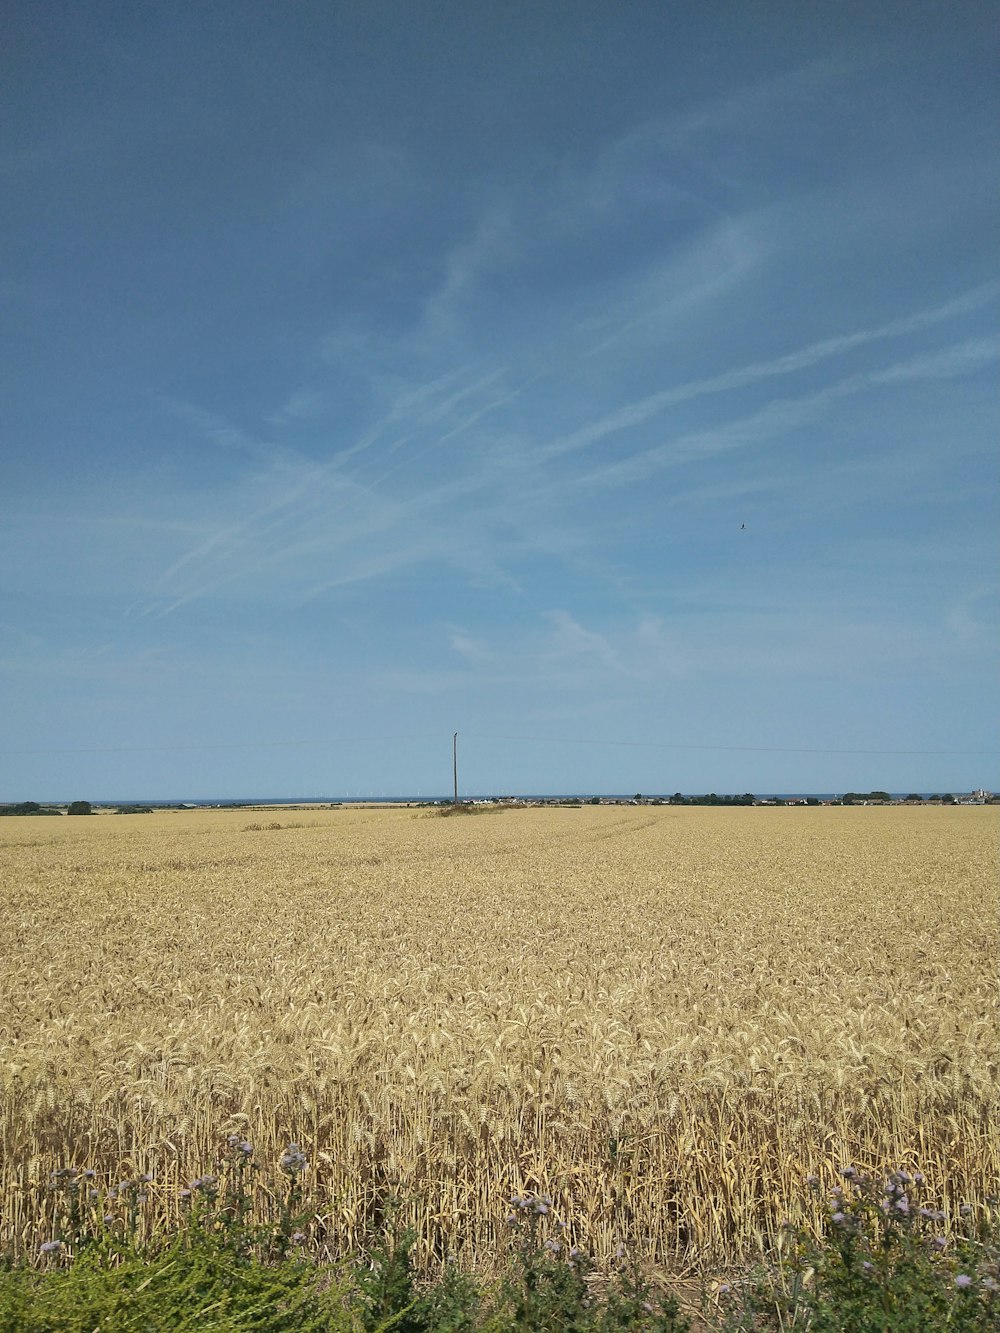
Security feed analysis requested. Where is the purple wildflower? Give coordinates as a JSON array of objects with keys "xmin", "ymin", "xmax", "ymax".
[
  {"xmin": 955, "ymin": 1274, "xmax": 973, "ymax": 1289},
  {"xmin": 280, "ymin": 1144, "xmax": 307, "ymax": 1174},
  {"xmin": 39, "ymin": 1240, "xmax": 63, "ymax": 1255}
]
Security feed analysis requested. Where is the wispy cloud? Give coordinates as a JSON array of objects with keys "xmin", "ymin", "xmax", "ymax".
[
  {"xmin": 135, "ymin": 289, "xmax": 999, "ymax": 622},
  {"xmin": 449, "ymin": 630, "xmax": 495, "ymax": 664},
  {"xmin": 576, "ymin": 334, "xmax": 1000, "ymax": 490},
  {"xmin": 138, "ymin": 363, "xmax": 528, "ymax": 616},
  {"xmin": 267, "ymin": 389, "xmax": 324, "ymax": 427},
  {"xmin": 159, "ymin": 397, "xmax": 298, "ymax": 469},
  {"xmin": 546, "ymin": 285, "xmax": 1000, "ymax": 464}
]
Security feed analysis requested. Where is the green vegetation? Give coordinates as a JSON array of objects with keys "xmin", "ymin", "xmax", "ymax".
[
  {"xmin": 66, "ymin": 801, "xmax": 93, "ymax": 816},
  {"xmin": 667, "ymin": 793, "xmax": 757, "ymax": 806},
  {"xmin": 4, "ymin": 1147, "xmax": 995, "ymax": 1331},
  {"xmin": 0, "ymin": 801, "xmax": 62, "ymax": 816},
  {"xmin": 719, "ymin": 1169, "xmax": 998, "ymax": 1332}
]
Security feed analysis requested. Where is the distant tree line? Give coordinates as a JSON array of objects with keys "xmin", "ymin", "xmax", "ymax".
[
  {"xmin": 0, "ymin": 801, "xmax": 63, "ymax": 816},
  {"xmin": 666, "ymin": 792, "xmax": 759, "ymax": 806},
  {"xmin": 0, "ymin": 800, "xmax": 97, "ymax": 816}
]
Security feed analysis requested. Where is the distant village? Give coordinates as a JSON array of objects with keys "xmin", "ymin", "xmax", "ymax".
[
  {"xmin": 1, "ymin": 790, "xmax": 995, "ymax": 817},
  {"xmin": 457, "ymin": 789, "xmax": 996, "ymax": 809}
]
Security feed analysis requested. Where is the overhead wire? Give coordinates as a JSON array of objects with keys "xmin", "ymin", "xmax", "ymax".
[{"xmin": 0, "ymin": 733, "xmax": 994, "ymax": 758}]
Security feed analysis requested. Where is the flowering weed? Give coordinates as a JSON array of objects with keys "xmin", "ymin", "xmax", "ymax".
[{"xmin": 720, "ymin": 1168, "xmax": 999, "ymax": 1331}]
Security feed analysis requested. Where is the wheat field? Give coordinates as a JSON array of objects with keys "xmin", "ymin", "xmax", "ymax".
[{"xmin": 1, "ymin": 804, "xmax": 996, "ymax": 1274}]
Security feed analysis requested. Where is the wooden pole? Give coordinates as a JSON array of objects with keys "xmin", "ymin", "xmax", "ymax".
[{"xmin": 453, "ymin": 732, "xmax": 458, "ymax": 804}]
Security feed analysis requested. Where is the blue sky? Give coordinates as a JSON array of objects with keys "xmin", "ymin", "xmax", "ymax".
[{"xmin": 2, "ymin": 1, "xmax": 997, "ymax": 800}]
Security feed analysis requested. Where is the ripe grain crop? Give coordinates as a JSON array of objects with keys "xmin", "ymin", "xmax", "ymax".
[{"xmin": 1, "ymin": 805, "xmax": 996, "ymax": 1278}]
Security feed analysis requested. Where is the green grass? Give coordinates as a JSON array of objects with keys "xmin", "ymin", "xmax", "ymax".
[{"xmin": 3, "ymin": 1156, "xmax": 996, "ymax": 1331}]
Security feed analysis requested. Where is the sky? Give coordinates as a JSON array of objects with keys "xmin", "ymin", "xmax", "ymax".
[{"xmin": 1, "ymin": 1, "xmax": 998, "ymax": 801}]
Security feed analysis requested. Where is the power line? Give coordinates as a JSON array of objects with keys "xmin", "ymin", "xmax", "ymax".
[
  {"xmin": 0, "ymin": 735, "xmax": 436, "ymax": 757},
  {"xmin": 465, "ymin": 733, "xmax": 998, "ymax": 758},
  {"xmin": 0, "ymin": 732, "xmax": 994, "ymax": 760}
]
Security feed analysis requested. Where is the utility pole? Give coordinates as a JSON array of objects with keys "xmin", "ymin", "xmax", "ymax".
[{"xmin": 453, "ymin": 732, "xmax": 459, "ymax": 804}]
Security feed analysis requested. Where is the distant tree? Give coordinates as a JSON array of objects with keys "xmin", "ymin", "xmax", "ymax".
[
  {"xmin": 0, "ymin": 801, "xmax": 62, "ymax": 816},
  {"xmin": 905, "ymin": 794, "xmax": 923, "ymax": 803},
  {"xmin": 805, "ymin": 797, "xmax": 820, "ymax": 806},
  {"xmin": 941, "ymin": 793, "xmax": 955, "ymax": 804},
  {"xmin": 67, "ymin": 800, "xmax": 93, "ymax": 815}
]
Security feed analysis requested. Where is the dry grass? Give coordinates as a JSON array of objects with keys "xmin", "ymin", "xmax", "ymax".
[{"xmin": 1, "ymin": 805, "xmax": 996, "ymax": 1277}]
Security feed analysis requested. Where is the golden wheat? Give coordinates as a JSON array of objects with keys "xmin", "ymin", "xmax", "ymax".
[{"xmin": 0, "ymin": 804, "xmax": 996, "ymax": 1275}]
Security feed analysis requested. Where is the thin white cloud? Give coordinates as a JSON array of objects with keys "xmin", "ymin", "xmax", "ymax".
[
  {"xmin": 268, "ymin": 389, "xmax": 324, "ymax": 427},
  {"xmin": 138, "ymin": 317, "xmax": 998, "ymax": 618},
  {"xmin": 580, "ymin": 216, "xmax": 764, "ymax": 359},
  {"xmin": 449, "ymin": 631, "xmax": 494, "ymax": 664},
  {"xmin": 420, "ymin": 206, "xmax": 516, "ymax": 342},
  {"xmin": 159, "ymin": 397, "xmax": 297, "ymax": 469},
  {"xmin": 545, "ymin": 284, "xmax": 1000, "ymax": 463},
  {"xmin": 543, "ymin": 611, "xmax": 633, "ymax": 677},
  {"xmin": 576, "ymin": 334, "xmax": 1000, "ymax": 489}
]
